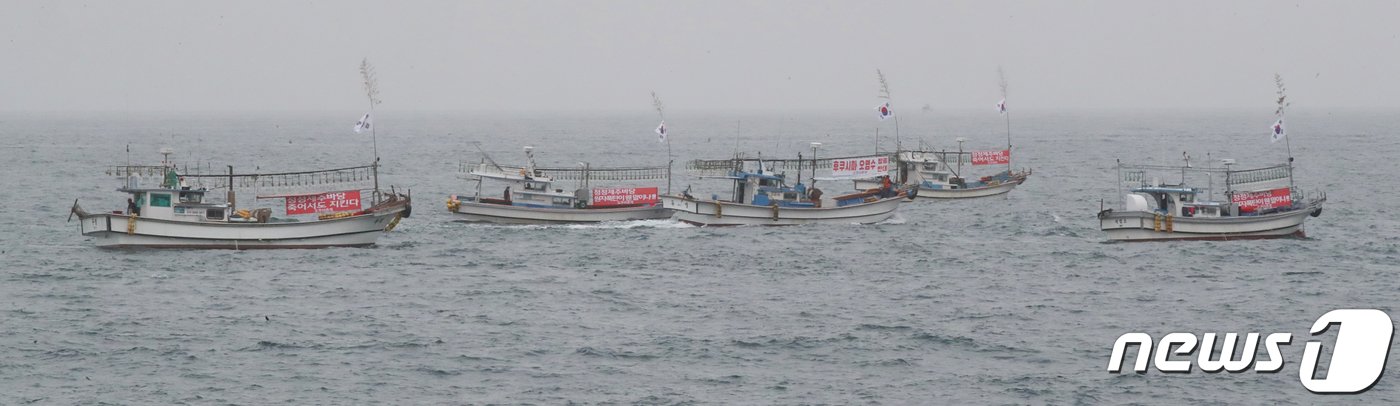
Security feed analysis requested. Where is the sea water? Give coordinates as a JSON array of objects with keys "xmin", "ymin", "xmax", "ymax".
[{"xmin": 1, "ymin": 110, "xmax": 1397, "ymax": 404}]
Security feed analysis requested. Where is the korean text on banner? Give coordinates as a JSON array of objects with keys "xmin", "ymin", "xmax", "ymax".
[
  {"xmin": 971, "ymin": 150, "xmax": 1010, "ymax": 165},
  {"xmin": 830, "ymin": 156, "xmax": 891, "ymax": 179},
  {"xmin": 1231, "ymin": 187, "xmax": 1293, "ymax": 213},
  {"xmin": 286, "ymin": 190, "xmax": 362, "ymax": 215},
  {"xmin": 591, "ymin": 187, "xmax": 659, "ymax": 207}
]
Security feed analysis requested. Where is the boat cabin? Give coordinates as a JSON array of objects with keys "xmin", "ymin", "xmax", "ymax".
[
  {"xmin": 725, "ymin": 171, "xmax": 814, "ymax": 207},
  {"xmin": 469, "ymin": 163, "xmax": 588, "ymax": 209},
  {"xmin": 120, "ymin": 187, "xmax": 231, "ymax": 221},
  {"xmin": 898, "ymin": 152, "xmax": 957, "ymax": 188},
  {"xmin": 117, "ymin": 167, "xmax": 233, "ymax": 222},
  {"xmin": 1126, "ymin": 186, "xmax": 1229, "ymax": 218},
  {"xmin": 896, "ymin": 151, "xmax": 1017, "ymax": 190}
]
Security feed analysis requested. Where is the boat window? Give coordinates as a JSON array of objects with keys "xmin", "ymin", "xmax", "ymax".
[
  {"xmin": 552, "ymin": 197, "xmax": 572, "ymax": 206},
  {"xmin": 151, "ymin": 193, "xmax": 172, "ymax": 207},
  {"xmin": 206, "ymin": 208, "xmax": 225, "ymax": 220},
  {"xmin": 924, "ymin": 163, "xmax": 938, "ymax": 171},
  {"xmin": 181, "ymin": 192, "xmax": 203, "ymax": 203}
]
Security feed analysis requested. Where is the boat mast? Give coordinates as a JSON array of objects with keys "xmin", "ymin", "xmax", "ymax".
[
  {"xmin": 956, "ymin": 138, "xmax": 966, "ymax": 179},
  {"xmin": 475, "ymin": 158, "xmax": 484, "ymax": 200},
  {"xmin": 1181, "ymin": 152, "xmax": 1190, "ymax": 185},
  {"xmin": 1206, "ymin": 152, "xmax": 1213, "ymax": 201},
  {"xmin": 999, "ymin": 67, "xmax": 1012, "ymax": 172},
  {"xmin": 796, "ymin": 152, "xmax": 802, "ymax": 187},
  {"xmin": 227, "ymin": 165, "xmax": 236, "ymax": 212},
  {"xmin": 877, "ymin": 69, "xmax": 900, "ymax": 153},
  {"xmin": 1115, "ymin": 159, "xmax": 1123, "ymax": 208},
  {"xmin": 651, "ymin": 91, "xmax": 672, "ymax": 194},
  {"xmin": 360, "ymin": 58, "xmax": 383, "ymax": 204},
  {"xmin": 1274, "ymin": 73, "xmax": 1295, "ymax": 191}
]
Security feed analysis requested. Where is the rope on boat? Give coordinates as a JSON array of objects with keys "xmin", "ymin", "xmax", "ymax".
[
  {"xmin": 771, "ymin": 204, "xmax": 779, "ymax": 221},
  {"xmin": 126, "ymin": 215, "xmax": 137, "ymax": 235},
  {"xmin": 1152, "ymin": 214, "xmax": 1174, "ymax": 233},
  {"xmin": 384, "ymin": 213, "xmax": 403, "ymax": 232},
  {"xmin": 318, "ymin": 211, "xmax": 354, "ymax": 220},
  {"xmin": 715, "ymin": 200, "xmax": 722, "ymax": 218},
  {"xmin": 446, "ymin": 198, "xmax": 461, "ymax": 213}
]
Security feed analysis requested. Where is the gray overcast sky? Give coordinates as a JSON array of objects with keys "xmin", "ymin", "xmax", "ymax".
[{"xmin": 3, "ymin": 1, "xmax": 1398, "ymax": 113}]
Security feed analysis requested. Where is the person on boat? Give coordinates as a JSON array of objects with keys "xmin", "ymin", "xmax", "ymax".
[
  {"xmin": 163, "ymin": 168, "xmax": 179, "ymax": 189},
  {"xmin": 503, "ymin": 186, "xmax": 512, "ymax": 204},
  {"xmin": 127, "ymin": 198, "xmax": 139, "ymax": 216},
  {"xmin": 808, "ymin": 186, "xmax": 823, "ymax": 208},
  {"xmin": 880, "ymin": 176, "xmax": 896, "ymax": 198}
]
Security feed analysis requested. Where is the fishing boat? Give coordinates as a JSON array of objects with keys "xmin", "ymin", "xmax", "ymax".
[
  {"xmin": 69, "ymin": 149, "xmax": 411, "ymax": 249},
  {"xmin": 663, "ymin": 151, "xmax": 910, "ymax": 226},
  {"xmin": 1097, "ymin": 156, "xmax": 1324, "ymax": 241},
  {"xmin": 447, "ymin": 146, "xmax": 672, "ymax": 224},
  {"xmin": 859, "ymin": 69, "xmax": 1030, "ymax": 199},
  {"xmin": 1100, "ymin": 75, "xmax": 1327, "ymax": 241},
  {"xmin": 68, "ymin": 59, "xmax": 413, "ymax": 249},
  {"xmin": 853, "ymin": 146, "xmax": 1031, "ymax": 199}
]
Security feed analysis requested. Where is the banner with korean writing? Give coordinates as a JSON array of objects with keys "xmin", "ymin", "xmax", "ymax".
[
  {"xmin": 1231, "ymin": 187, "xmax": 1292, "ymax": 213},
  {"xmin": 971, "ymin": 149, "xmax": 1010, "ymax": 165},
  {"xmin": 591, "ymin": 187, "xmax": 659, "ymax": 207},
  {"xmin": 829, "ymin": 155, "xmax": 891, "ymax": 179},
  {"xmin": 285, "ymin": 190, "xmax": 362, "ymax": 215}
]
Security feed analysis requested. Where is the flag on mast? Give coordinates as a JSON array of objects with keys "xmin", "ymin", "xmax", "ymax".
[
  {"xmin": 1270, "ymin": 117, "xmax": 1285, "ymax": 143},
  {"xmin": 354, "ymin": 113, "xmax": 373, "ymax": 133},
  {"xmin": 997, "ymin": 98, "xmax": 1007, "ymax": 115},
  {"xmin": 876, "ymin": 102, "xmax": 893, "ymax": 120},
  {"xmin": 655, "ymin": 120, "xmax": 667, "ymax": 143}
]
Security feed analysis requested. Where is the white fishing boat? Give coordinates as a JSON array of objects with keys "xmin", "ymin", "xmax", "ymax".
[
  {"xmin": 447, "ymin": 146, "xmax": 672, "ymax": 224},
  {"xmin": 853, "ymin": 148, "xmax": 1031, "ymax": 199},
  {"xmin": 1097, "ymin": 157, "xmax": 1323, "ymax": 241},
  {"xmin": 858, "ymin": 69, "xmax": 1030, "ymax": 199},
  {"xmin": 1100, "ymin": 75, "xmax": 1327, "ymax": 241},
  {"xmin": 664, "ymin": 152, "xmax": 910, "ymax": 226},
  {"xmin": 68, "ymin": 59, "xmax": 413, "ymax": 249},
  {"xmin": 70, "ymin": 150, "xmax": 411, "ymax": 249}
]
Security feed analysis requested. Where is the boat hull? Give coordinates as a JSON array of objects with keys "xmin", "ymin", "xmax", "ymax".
[
  {"xmin": 855, "ymin": 175, "xmax": 1025, "ymax": 199},
  {"xmin": 449, "ymin": 199, "xmax": 671, "ymax": 224},
  {"xmin": 660, "ymin": 195, "xmax": 903, "ymax": 226},
  {"xmin": 76, "ymin": 200, "xmax": 409, "ymax": 249},
  {"xmin": 1098, "ymin": 205, "xmax": 1320, "ymax": 242}
]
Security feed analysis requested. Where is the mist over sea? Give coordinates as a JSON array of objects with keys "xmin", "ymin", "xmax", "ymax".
[{"xmin": 1, "ymin": 110, "xmax": 1397, "ymax": 404}]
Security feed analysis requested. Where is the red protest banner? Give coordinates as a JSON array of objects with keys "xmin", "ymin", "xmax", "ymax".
[
  {"xmin": 285, "ymin": 190, "xmax": 362, "ymax": 215},
  {"xmin": 1231, "ymin": 187, "xmax": 1292, "ymax": 213}
]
